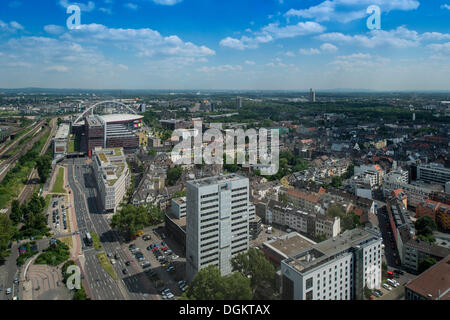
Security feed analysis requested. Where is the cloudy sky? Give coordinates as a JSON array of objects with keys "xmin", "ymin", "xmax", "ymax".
[{"xmin": 1, "ymin": 0, "xmax": 450, "ymax": 90}]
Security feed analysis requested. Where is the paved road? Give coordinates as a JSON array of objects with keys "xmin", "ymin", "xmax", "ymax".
[{"xmin": 65, "ymin": 157, "xmax": 152, "ymax": 300}]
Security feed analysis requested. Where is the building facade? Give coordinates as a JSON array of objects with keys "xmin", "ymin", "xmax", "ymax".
[
  {"xmin": 92, "ymin": 147, "xmax": 130, "ymax": 213},
  {"xmin": 185, "ymin": 174, "xmax": 250, "ymax": 282},
  {"xmin": 281, "ymin": 228, "xmax": 383, "ymax": 300}
]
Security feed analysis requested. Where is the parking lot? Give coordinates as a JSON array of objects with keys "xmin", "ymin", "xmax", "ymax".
[
  {"xmin": 47, "ymin": 195, "xmax": 71, "ymax": 235},
  {"xmin": 121, "ymin": 225, "xmax": 188, "ymax": 300}
]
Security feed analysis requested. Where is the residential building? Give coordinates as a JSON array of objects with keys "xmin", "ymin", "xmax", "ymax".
[
  {"xmin": 417, "ymin": 163, "xmax": 450, "ymax": 186},
  {"xmin": 281, "ymin": 228, "xmax": 383, "ymax": 300},
  {"xmin": 405, "ymin": 255, "xmax": 450, "ymax": 300},
  {"xmin": 185, "ymin": 174, "xmax": 250, "ymax": 282},
  {"xmin": 416, "ymin": 199, "xmax": 450, "ymax": 231},
  {"xmin": 92, "ymin": 147, "xmax": 130, "ymax": 213}
]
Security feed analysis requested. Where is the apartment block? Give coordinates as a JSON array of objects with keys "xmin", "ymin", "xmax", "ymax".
[
  {"xmin": 417, "ymin": 163, "xmax": 450, "ymax": 186},
  {"xmin": 92, "ymin": 147, "xmax": 130, "ymax": 213},
  {"xmin": 171, "ymin": 196, "xmax": 187, "ymax": 219},
  {"xmin": 185, "ymin": 174, "xmax": 250, "ymax": 282},
  {"xmin": 281, "ymin": 228, "xmax": 383, "ymax": 300}
]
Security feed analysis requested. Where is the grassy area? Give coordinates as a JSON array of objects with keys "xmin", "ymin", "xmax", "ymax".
[
  {"xmin": 91, "ymin": 232, "xmax": 102, "ymax": 251},
  {"xmin": 68, "ymin": 136, "xmax": 75, "ymax": 153},
  {"xmin": 52, "ymin": 167, "xmax": 66, "ymax": 194},
  {"xmin": 97, "ymin": 252, "xmax": 117, "ymax": 280},
  {"xmin": 60, "ymin": 236, "xmax": 73, "ymax": 250}
]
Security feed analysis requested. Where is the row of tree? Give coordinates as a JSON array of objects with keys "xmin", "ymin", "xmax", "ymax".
[
  {"xmin": 182, "ymin": 248, "xmax": 276, "ymax": 300},
  {"xmin": 110, "ymin": 204, "xmax": 165, "ymax": 240}
]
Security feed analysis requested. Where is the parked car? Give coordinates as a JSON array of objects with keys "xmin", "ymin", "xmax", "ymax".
[
  {"xmin": 122, "ymin": 269, "xmax": 128, "ymax": 275},
  {"xmin": 146, "ymin": 246, "xmax": 152, "ymax": 251},
  {"xmin": 394, "ymin": 269, "xmax": 404, "ymax": 275},
  {"xmin": 141, "ymin": 262, "xmax": 151, "ymax": 269},
  {"xmin": 382, "ymin": 283, "xmax": 392, "ymax": 291},
  {"xmin": 171, "ymin": 255, "xmax": 179, "ymax": 260},
  {"xmin": 6, "ymin": 288, "xmax": 12, "ymax": 295},
  {"xmin": 125, "ymin": 261, "xmax": 131, "ymax": 266}
]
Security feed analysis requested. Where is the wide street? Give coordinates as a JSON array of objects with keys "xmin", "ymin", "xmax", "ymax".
[{"xmin": 65, "ymin": 157, "xmax": 154, "ymax": 300}]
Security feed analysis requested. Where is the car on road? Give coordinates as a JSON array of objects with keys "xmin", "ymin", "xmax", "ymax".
[
  {"xmin": 141, "ymin": 262, "xmax": 151, "ymax": 269},
  {"xmin": 125, "ymin": 261, "xmax": 131, "ymax": 266},
  {"xmin": 122, "ymin": 269, "xmax": 128, "ymax": 275},
  {"xmin": 143, "ymin": 235, "xmax": 151, "ymax": 241},
  {"xmin": 6, "ymin": 288, "xmax": 11, "ymax": 295},
  {"xmin": 171, "ymin": 255, "xmax": 179, "ymax": 260},
  {"xmin": 146, "ymin": 246, "xmax": 152, "ymax": 251},
  {"xmin": 382, "ymin": 283, "xmax": 392, "ymax": 291},
  {"xmin": 110, "ymin": 258, "xmax": 116, "ymax": 265}
]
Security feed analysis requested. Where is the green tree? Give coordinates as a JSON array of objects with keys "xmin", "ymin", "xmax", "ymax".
[
  {"xmin": 148, "ymin": 148, "xmax": 156, "ymax": 156},
  {"xmin": 167, "ymin": 166, "xmax": 183, "ymax": 186},
  {"xmin": 36, "ymin": 155, "xmax": 52, "ymax": 183},
  {"xmin": 182, "ymin": 265, "xmax": 252, "ymax": 300},
  {"xmin": 0, "ymin": 214, "xmax": 15, "ymax": 261},
  {"xmin": 415, "ymin": 216, "xmax": 437, "ymax": 243},
  {"xmin": 148, "ymin": 205, "xmax": 165, "ymax": 225},
  {"xmin": 73, "ymin": 287, "xmax": 87, "ymax": 300},
  {"xmin": 110, "ymin": 205, "xmax": 149, "ymax": 240},
  {"xmin": 418, "ymin": 257, "xmax": 437, "ymax": 273},
  {"xmin": 10, "ymin": 199, "xmax": 22, "ymax": 224},
  {"xmin": 231, "ymin": 247, "xmax": 275, "ymax": 295}
]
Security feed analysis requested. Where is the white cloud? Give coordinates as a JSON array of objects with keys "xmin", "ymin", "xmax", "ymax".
[
  {"xmin": 428, "ymin": 42, "xmax": 450, "ymax": 54},
  {"xmin": 317, "ymin": 26, "xmax": 420, "ymax": 48},
  {"xmin": 59, "ymin": 0, "xmax": 95, "ymax": 12},
  {"xmin": 117, "ymin": 64, "xmax": 129, "ymax": 70},
  {"xmin": 44, "ymin": 25, "xmax": 65, "ymax": 35},
  {"xmin": 124, "ymin": 3, "xmax": 138, "ymax": 10},
  {"xmin": 245, "ymin": 60, "xmax": 256, "ymax": 65},
  {"xmin": 329, "ymin": 53, "xmax": 390, "ymax": 70},
  {"xmin": 59, "ymin": 23, "xmax": 215, "ymax": 58},
  {"xmin": 152, "ymin": 0, "xmax": 183, "ymax": 5},
  {"xmin": 99, "ymin": 7, "xmax": 113, "ymax": 14},
  {"xmin": 320, "ymin": 43, "xmax": 338, "ymax": 53},
  {"xmin": 46, "ymin": 65, "xmax": 69, "ymax": 72},
  {"xmin": 441, "ymin": 4, "xmax": 450, "ymax": 10},
  {"xmin": 285, "ymin": 0, "xmax": 419, "ymax": 23},
  {"xmin": 220, "ymin": 21, "xmax": 325, "ymax": 50},
  {"xmin": 197, "ymin": 65, "xmax": 243, "ymax": 73},
  {"xmin": 299, "ymin": 48, "xmax": 320, "ymax": 55},
  {"xmin": 0, "ymin": 20, "xmax": 24, "ymax": 35},
  {"xmin": 285, "ymin": 51, "xmax": 295, "ymax": 57}
]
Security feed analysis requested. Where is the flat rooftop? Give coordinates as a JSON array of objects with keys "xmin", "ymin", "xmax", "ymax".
[
  {"xmin": 285, "ymin": 228, "xmax": 380, "ymax": 274},
  {"xmin": 264, "ymin": 232, "xmax": 316, "ymax": 257},
  {"xmin": 172, "ymin": 197, "xmax": 186, "ymax": 206},
  {"xmin": 406, "ymin": 255, "xmax": 450, "ymax": 300},
  {"xmin": 55, "ymin": 123, "xmax": 70, "ymax": 140},
  {"xmin": 188, "ymin": 173, "xmax": 247, "ymax": 187}
]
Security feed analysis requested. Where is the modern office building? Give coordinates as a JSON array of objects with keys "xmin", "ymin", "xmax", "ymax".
[
  {"xmin": 171, "ymin": 196, "xmax": 187, "ymax": 219},
  {"xmin": 185, "ymin": 174, "xmax": 250, "ymax": 282},
  {"xmin": 281, "ymin": 228, "xmax": 383, "ymax": 300},
  {"xmin": 235, "ymin": 97, "xmax": 242, "ymax": 109},
  {"xmin": 92, "ymin": 147, "xmax": 130, "ymax": 214},
  {"xmin": 309, "ymin": 89, "xmax": 316, "ymax": 102},
  {"xmin": 53, "ymin": 123, "xmax": 70, "ymax": 159},
  {"xmin": 417, "ymin": 163, "xmax": 450, "ymax": 186},
  {"xmin": 81, "ymin": 114, "xmax": 140, "ymax": 156}
]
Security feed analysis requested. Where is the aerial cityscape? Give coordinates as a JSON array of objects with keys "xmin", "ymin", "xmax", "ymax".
[{"xmin": 0, "ymin": 0, "xmax": 449, "ymax": 309}]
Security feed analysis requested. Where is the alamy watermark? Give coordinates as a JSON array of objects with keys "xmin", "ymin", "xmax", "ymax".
[
  {"xmin": 367, "ymin": 5, "xmax": 381, "ymax": 30},
  {"xmin": 66, "ymin": 5, "xmax": 81, "ymax": 30},
  {"xmin": 170, "ymin": 121, "xmax": 279, "ymax": 176},
  {"xmin": 66, "ymin": 265, "xmax": 81, "ymax": 290}
]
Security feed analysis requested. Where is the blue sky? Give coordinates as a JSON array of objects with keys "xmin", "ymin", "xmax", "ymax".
[{"xmin": 1, "ymin": 0, "xmax": 450, "ymax": 90}]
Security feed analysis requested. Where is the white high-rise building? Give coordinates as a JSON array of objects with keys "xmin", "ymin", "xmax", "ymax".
[
  {"xmin": 309, "ymin": 88, "xmax": 316, "ymax": 102},
  {"xmin": 186, "ymin": 174, "xmax": 250, "ymax": 282}
]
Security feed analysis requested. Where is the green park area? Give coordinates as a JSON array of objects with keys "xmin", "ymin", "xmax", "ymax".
[
  {"xmin": 52, "ymin": 167, "xmax": 66, "ymax": 194},
  {"xmin": 97, "ymin": 252, "xmax": 118, "ymax": 280}
]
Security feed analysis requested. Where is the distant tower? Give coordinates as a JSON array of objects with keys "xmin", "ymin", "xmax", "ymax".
[
  {"xmin": 412, "ymin": 113, "xmax": 416, "ymax": 121},
  {"xmin": 236, "ymin": 97, "xmax": 242, "ymax": 109},
  {"xmin": 309, "ymin": 88, "xmax": 316, "ymax": 102}
]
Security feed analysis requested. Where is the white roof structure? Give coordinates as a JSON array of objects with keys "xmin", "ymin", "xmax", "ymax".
[{"xmin": 99, "ymin": 114, "xmax": 143, "ymax": 123}]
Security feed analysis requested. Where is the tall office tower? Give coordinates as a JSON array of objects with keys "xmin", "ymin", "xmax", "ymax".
[
  {"xmin": 309, "ymin": 88, "xmax": 316, "ymax": 102},
  {"xmin": 186, "ymin": 174, "xmax": 250, "ymax": 282},
  {"xmin": 236, "ymin": 97, "xmax": 243, "ymax": 109}
]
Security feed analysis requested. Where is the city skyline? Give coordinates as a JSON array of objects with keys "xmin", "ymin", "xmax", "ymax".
[{"xmin": 1, "ymin": 0, "xmax": 450, "ymax": 90}]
